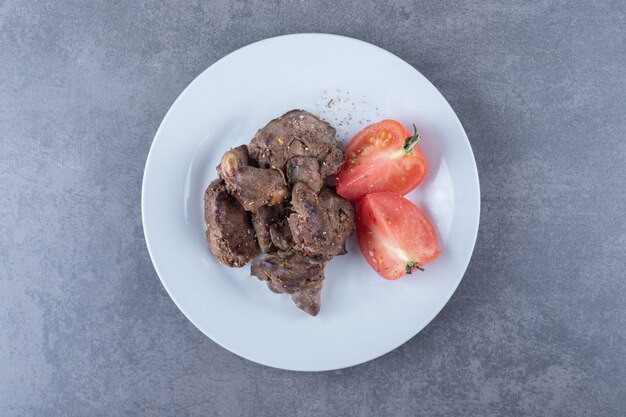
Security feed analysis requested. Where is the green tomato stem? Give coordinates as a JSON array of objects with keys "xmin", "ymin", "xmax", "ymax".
[
  {"xmin": 405, "ymin": 261, "xmax": 425, "ymax": 274},
  {"xmin": 402, "ymin": 124, "xmax": 422, "ymax": 154}
]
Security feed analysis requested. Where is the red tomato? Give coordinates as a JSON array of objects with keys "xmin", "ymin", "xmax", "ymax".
[
  {"xmin": 356, "ymin": 192, "xmax": 440, "ymax": 280},
  {"xmin": 336, "ymin": 120, "xmax": 427, "ymax": 202}
]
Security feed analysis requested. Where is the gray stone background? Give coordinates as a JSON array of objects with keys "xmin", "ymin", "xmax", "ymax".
[{"xmin": 1, "ymin": 0, "xmax": 625, "ymax": 416}]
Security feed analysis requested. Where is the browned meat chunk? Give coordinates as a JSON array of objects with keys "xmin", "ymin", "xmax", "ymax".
[
  {"xmin": 251, "ymin": 251, "xmax": 325, "ymax": 316},
  {"xmin": 288, "ymin": 183, "xmax": 355, "ymax": 259},
  {"xmin": 318, "ymin": 186, "xmax": 356, "ymax": 248},
  {"xmin": 248, "ymin": 110, "xmax": 344, "ymax": 175},
  {"xmin": 286, "ymin": 156, "xmax": 323, "ymax": 192},
  {"xmin": 320, "ymin": 146, "xmax": 345, "ymax": 177},
  {"xmin": 291, "ymin": 281, "xmax": 324, "ymax": 317},
  {"xmin": 230, "ymin": 166, "xmax": 289, "ymax": 211},
  {"xmin": 204, "ymin": 178, "xmax": 258, "ymax": 267},
  {"xmin": 218, "ymin": 146, "xmax": 289, "ymax": 211},
  {"xmin": 269, "ymin": 220, "xmax": 293, "ymax": 251},
  {"xmin": 218, "ymin": 145, "xmax": 249, "ymax": 177},
  {"xmin": 251, "ymin": 205, "xmax": 276, "ymax": 253},
  {"xmin": 251, "ymin": 204, "xmax": 294, "ymax": 253}
]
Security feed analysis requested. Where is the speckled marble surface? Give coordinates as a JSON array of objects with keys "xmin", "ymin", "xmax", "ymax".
[{"xmin": 1, "ymin": 1, "xmax": 625, "ymax": 416}]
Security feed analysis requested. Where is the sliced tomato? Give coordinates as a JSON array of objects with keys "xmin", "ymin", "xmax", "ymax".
[
  {"xmin": 356, "ymin": 192, "xmax": 439, "ymax": 280},
  {"xmin": 336, "ymin": 120, "xmax": 427, "ymax": 202}
]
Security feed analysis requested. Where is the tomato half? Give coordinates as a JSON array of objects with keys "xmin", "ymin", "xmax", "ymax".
[
  {"xmin": 356, "ymin": 192, "xmax": 439, "ymax": 280},
  {"xmin": 336, "ymin": 120, "xmax": 427, "ymax": 202}
]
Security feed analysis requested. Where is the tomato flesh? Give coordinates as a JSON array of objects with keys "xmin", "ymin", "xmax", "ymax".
[
  {"xmin": 336, "ymin": 120, "xmax": 427, "ymax": 202},
  {"xmin": 356, "ymin": 192, "xmax": 440, "ymax": 280}
]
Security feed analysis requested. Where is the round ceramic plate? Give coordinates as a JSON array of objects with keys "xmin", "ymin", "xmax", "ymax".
[{"xmin": 142, "ymin": 34, "xmax": 480, "ymax": 371}]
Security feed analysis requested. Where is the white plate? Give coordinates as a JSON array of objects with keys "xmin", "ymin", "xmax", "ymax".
[{"xmin": 142, "ymin": 34, "xmax": 480, "ymax": 371}]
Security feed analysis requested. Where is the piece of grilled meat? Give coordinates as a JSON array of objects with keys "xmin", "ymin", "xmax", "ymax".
[
  {"xmin": 251, "ymin": 204, "xmax": 294, "ymax": 253},
  {"xmin": 288, "ymin": 182, "xmax": 355, "ymax": 259},
  {"xmin": 248, "ymin": 110, "xmax": 345, "ymax": 176},
  {"xmin": 204, "ymin": 178, "xmax": 259, "ymax": 267},
  {"xmin": 218, "ymin": 145, "xmax": 289, "ymax": 211},
  {"xmin": 251, "ymin": 251, "xmax": 325, "ymax": 316},
  {"xmin": 285, "ymin": 156, "xmax": 324, "ymax": 193}
]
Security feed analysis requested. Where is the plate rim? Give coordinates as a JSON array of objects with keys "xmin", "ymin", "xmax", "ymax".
[{"xmin": 141, "ymin": 33, "xmax": 481, "ymax": 371}]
